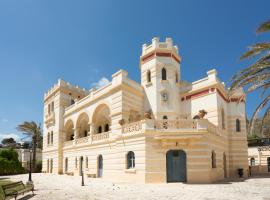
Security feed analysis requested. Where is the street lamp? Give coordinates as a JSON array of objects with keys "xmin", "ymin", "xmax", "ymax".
[{"xmin": 27, "ymin": 148, "xmax": 33, "ymax": 184}]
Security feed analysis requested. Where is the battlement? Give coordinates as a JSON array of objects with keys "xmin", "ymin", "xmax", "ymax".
[
  {"xmin": 44, "ymin": 79, "xmax": 89, "ymax": 101},
  {"xmin": 142, "ymin": 37, "xmax": 179, "ymax": 56}
]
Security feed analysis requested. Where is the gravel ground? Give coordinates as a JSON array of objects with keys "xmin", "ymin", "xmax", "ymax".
[{"xmin": 2, "ymin": 173, "xmax": 270, "ymax": 200}]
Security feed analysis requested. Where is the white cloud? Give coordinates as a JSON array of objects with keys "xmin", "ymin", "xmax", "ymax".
[
  {"xmin": 0, "ymin": 133, "xmax": 21, "ymax": 142},
  {"xmin": 1, "ymin": 118, "xmax": 8, "ymax": 123},
  {"xmin": 91, "ymin": 77, "xmax": 110, "ymax": 89}
]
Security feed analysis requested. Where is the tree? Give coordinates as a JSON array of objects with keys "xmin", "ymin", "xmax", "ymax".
[
  {"xmin": 17, "ymin": 121, "xmax": 42, "ymax": 172},
  {"xmin": 230, "ymin": 19, "xmax": 270, "ymax": 136},
  {"xmin": 1, "ymin": 137, "xmax": 17, "ymax": 147}
]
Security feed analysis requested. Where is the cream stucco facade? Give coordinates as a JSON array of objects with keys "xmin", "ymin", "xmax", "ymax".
[{"xmin": 42, "ymin": 37, "xmax": 248, "ymax": 183}]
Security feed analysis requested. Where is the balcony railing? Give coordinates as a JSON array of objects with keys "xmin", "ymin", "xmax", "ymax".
[
  {"xmin": 92, "ymin": 132, "xmax": 110, "ymax": 141},
  {"xmin": 122, "ymin": 119, "xmax": 220, "ymax": 135}
]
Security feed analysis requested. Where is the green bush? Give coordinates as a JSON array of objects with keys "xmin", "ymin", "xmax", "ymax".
[{"xmin": 0, "ymin": 148, "xmax": 25, "ymax": 175}]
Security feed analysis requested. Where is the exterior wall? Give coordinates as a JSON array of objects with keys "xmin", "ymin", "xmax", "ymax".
[
  {"xmin": 42, "ymin": 37, "xmax": 249, "ymax": 183},
  {"xmin": 248, "ymin": 147, "xmax": 270, "ymax": 175}
]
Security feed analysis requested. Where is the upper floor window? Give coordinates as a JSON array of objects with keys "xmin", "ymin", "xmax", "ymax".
[
  {"xmin": 147, "ymin": 70, "xmax": 151, "ymax": 83},
  {"xmin": 75, "ymin": 157, "xmax": 78, "ymax": 168},
  {"xmin": 175, "ymin": 72, "xmax": 179, "ymax": 83},
  {"xmin": 211, "ymin": 151, "xmax": 216, "ymax": 168},
  {"xmin": 48, "ymin": 104, "xmax": 51, "ymax": 114},
  {"xmin": 47, "ymin": 132, "xmax": 50, "ymax": 145},
  {"xmin": 127, "ymin": 151, "xmax": 135, "ymax": 169},
  {"xmin": 236, "ymin": 119, "xmax": 241, "ymax": 132},
  {"xmin": 51, "ymin": 101, "xmax": 54, "ymax": 112},
  {"xmin": 51, "ymin": 131, "xmax": 53, "ymax": 144},
  {"xmin": 162, "ymin": 68, "xmax": 167, "ymax": 80}
]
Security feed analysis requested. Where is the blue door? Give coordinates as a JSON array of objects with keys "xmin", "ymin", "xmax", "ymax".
[
  {"xmin": 166, "ymin": 150, "xmax": 186, "ymax": 182},
  {"xmin": 98, "ymin": 155, "xmax": 103, "ymax": 177}
]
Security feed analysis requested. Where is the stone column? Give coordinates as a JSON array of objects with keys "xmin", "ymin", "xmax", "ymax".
[
  {"xmin": 89, "ymin": 123, "xmax": 95, "ymax": 136},
  {"xmin": 73, "ymin": 128, "xmax": 79, "ymax": 145}
]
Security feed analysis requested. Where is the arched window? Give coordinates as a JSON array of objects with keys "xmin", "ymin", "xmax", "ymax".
[
  {"xmin": 98, "ymin": 126, "xmax": 102, "ymax": 133},
  {"xmin": 221, "ymin": 108, "xmax": 225, "ymax": 130},
  {"xmin": 163, "ymin": 115, "xmax": 168, "ymax": 129},
  {"xmin": 250, "ymin": 157, "xmax": 255, "ymax": 166},
  {"xmin": 47, "ymin": 132, "xmax": 50, "ymax": 145},
  {"xmin": 236, "ymin": 119, "xmax": 241, "ymax": 132},
  {"xmin": 75, "ymin": 157, "xmax": 78, "ymax": 168},
  {"xmin": 84, "ymin": 130, "xmax": 88, "ymax": 137},
  {"xmin": 51, "ymin": 131, "xmax": 53, "ymax": 144},
  {"xmin": 51, "ymin": 101, "xmax": 54, "ymax": 112},
  {"xmin": 211, "ymin": 151, "xmax": 216, "ymax": 168},
  {"xmin": 175, "ymin": 72, "xmax": 178, "ymax": 83},
  {"xmin": 105, "ymin": 124, "xmax": 109, "ymax": 132},
  {"xmin": 127, "ymin": 151, "xmax": 135, "ymax": 169},
  {"xmin": 48, "ymin": 104, "xmax": 51, "ymax": 114},
  {"xmin": 147, "ymin": 70, "xmax": 151, "ymax": 83},
  {"xmin": 86, "ymin": 157, "xmax": 88, "ymax": 168},
  {"xmin": 71, "ymin": 99, "xmax": 75, "ymax": 105},
  {"xmin": 162, "ymin": 68, "xmax": 167, "ymax": 80}
]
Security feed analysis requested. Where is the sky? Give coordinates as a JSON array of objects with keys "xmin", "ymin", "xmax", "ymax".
[{"xmin": 0, "ymin": 0, "xmax": 269, "ymax": 142}]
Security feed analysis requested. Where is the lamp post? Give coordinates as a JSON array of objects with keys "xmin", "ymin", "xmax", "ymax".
[{"xmin": 27, "ymin": 148, "xmax": 33, "ymax": 184}]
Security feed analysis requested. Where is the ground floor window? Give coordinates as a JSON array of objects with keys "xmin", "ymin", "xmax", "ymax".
[
  {"xmin": 211, "ymin": 151, "xmax": 216, "ymax": 168},
  {"xmin": 127, "ymin": 151, "xmax": 135, "ymax": 169},
  {"xmin": 250, "ymin": 157, "xmax": 255, "ymax": 166}
]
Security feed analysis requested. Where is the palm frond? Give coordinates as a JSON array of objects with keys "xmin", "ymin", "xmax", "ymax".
[
  {"xmin": 240, "ymin": 42, "xmax": 270, "ymax": 60},
  {"xmin": 260, "ymin": 105, "xmax": 270, "ymax": 135},
  {"xmin": 249, "ymin": 94, "xmax": 270, "ymax": 134},
  {"xmin": 257, "ymin": 19, "xmax": 270, "ymax": 34}
]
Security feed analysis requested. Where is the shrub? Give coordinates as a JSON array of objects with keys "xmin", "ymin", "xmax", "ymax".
[{"xmin": 0, "ymin": 148, "xmax": 25, "ymax": 175}]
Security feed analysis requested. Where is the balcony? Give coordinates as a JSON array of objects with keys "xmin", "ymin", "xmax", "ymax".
[
  {"xmin": 122, "ymin": 119, "xmax": 220, "ymax": 138},
  {"xmin": 63, "ymin": 132, "xmax": 111, "ymax": 148},
  {"xmin": 45, "ymin": 112, "xmax": 55, "ymax": 126}
]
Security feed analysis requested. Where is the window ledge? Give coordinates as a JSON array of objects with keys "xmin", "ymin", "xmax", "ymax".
[
  {"xmin": 145, "ymin": 82, "xmax": 152, "ymax": 87},
  {"xmin": 160, "ymin": 80, "xmax": 169, "ymax": 84},
  {"xmin": 125, "ymin": 168, "xmax": 136, "ymax": 174}
]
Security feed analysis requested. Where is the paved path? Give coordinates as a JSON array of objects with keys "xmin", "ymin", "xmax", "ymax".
[{"xmin": 3, "ymin": 173, "xmax": 270, "ymax": 200}]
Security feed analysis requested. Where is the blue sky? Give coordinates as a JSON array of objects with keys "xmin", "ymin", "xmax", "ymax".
[{"xmin": 0, "ymin": 0, "xmax": 269, "ymax": 142}]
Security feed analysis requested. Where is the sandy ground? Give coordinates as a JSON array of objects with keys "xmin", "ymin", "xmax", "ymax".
[{"xmin": 2, "ymin": 173, "xmax": 270, "ymax": 200}]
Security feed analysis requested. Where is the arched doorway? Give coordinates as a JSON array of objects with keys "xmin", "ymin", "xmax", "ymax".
[
  {"xmin": 79, "ymin": 156, "xmax": 83, "ymax": 176},
  {"xmin": 223, "ymin": 153, "xmax": 227, "ymax": 178},
  {"xmin": 98, "ymin": 155, "xmax": 103, "ymax": 177},
  {"xmin": 166, "ymin": 150, "xmax": 186, "ymax": 182}
]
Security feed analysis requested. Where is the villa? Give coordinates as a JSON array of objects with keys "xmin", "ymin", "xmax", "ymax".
[{"xmin": 42, "ymin": 37, "xmax": 248, "ymax": 183}]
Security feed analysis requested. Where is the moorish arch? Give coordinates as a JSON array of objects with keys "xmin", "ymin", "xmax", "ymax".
[
  {"xmin": 64, "ymin": 119, "xmax": 74, "ymax": 141},
  {"xmin": 76, "ymin": 112, "xmax": 90, "ymax": 138},
  {"xmin": 91, "ymin": 103, "xmax": 111, "ymax": 134}
]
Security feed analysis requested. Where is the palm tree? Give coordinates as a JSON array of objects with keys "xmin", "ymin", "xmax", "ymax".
[
  {"xmin": 17, "ymin": 121, "xmax": 42, "ymax": 172},
  {"xmin": 230, "ymin": 19, "xmax": 270, "ymax": 136}
]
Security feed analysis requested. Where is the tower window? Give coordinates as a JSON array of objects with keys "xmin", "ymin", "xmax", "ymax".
[
  {"xmin": 147, "ymin": 70, "xmax": 151, "ymax": 83},
  {"xmin": 51, "ymin": 101, "xmax": 54, "ymax": 112},
  {"xmin": 162, "ymin": 68, "xmax": 167, "ymax": 80},
  {"xmin": 175, "ymin": 72, "xmax": 179, "ymax": 83},
  {"xmin": 236, "ymin": 119, "xmax": 241, "ymax": 132}
]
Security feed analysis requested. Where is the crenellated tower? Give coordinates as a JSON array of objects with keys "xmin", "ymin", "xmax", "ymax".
[
  {"xmin": 42, "ymin": 79, "xmax": 89, "ymax": 174},
  {"xmin": 140, "ymin": 37, "xmax": 182, "ymax": 120}
]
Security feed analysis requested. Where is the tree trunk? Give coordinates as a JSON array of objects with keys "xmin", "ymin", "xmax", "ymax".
[{"xmin": 32, "ymin": 138, "xmax": 37, "ymax": 172}]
